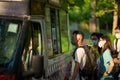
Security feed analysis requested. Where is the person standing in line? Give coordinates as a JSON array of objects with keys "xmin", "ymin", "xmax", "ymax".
[
  {"xmin": 97, "ymin": 35, "xmax": 114, "ymax": 80},
  {"xmin": 90, "ymin": 32, "xmax": 103, "ymax": 61},
  {"xmin": 113, "ymin": 26, "xmax": 120, "ymax": 80},
  {"xmin": 113, "ymin": 26, "xmax": 120, "ymax": 57},
  {"xmin": 90, "ymin": 32, "xmax": 103, "ymax": 80},
  {"xmin": 71, "ymin": 30, "xmax": 86, "ymax": 80}
]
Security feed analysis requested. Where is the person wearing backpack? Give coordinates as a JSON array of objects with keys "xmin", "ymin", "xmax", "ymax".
[
  {"xmin": 71, "ymin": 30, "xmax": 95, "ymax": 80},
  {"xmin": 90, "ymin": 32, "xmax": 104, "ymax": 61},
  {"xmin": 90, "ymin": 32, "xmax": 100, "ymax": 61},
  {"xmin": 97, "ymin": 35, "xmax": 114, "ymax": 80},
  {"xmin": 90, "ymin": 32, "xmax": 103, "ymax": 80},
  {"xmin": 71, "ymin": 30, "xmax": 85, "ymax": 80},
  {"xmin": 113, "ymin": 26, "xmax": 120, "ymax": 80}
]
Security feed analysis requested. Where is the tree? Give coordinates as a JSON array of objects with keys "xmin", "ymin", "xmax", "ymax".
[
  {"xmin": 112, "ymin": 1, "xmax": 118, "ymax": 35},
  {"xmin": 68, "ymin": 0, "xmax": 120, "ymax": 34},
  {"xmin": 68, "ymin": 0, "xmax": 93, "ymax": 22}
]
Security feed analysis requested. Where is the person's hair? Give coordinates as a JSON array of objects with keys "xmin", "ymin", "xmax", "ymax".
[
  {"xmin": 90, "ymin": 32, "xmax": 98, "ymax": 39},
  {"xmin": 97, "ymin": 33, "xmax": 103, "ymax": 40},
  {"xmin": 72, "ymin": 30, "xmax": 84, "ymax": 41},
  {"xmin": 90, "ymin": 32, "xmax": 103, "ymax": 40},
  {"xmin": 115, "ymin": 26, "xmax": 120, "ymax": 30},
  {"xmin": 100, "ymin": 35, "xmax": 114, "ymax": 54}
]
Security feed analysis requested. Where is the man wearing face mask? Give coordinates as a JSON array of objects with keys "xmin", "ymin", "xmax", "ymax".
[
  {"xmin": 90, "ymin": 33, "xmax": 99, "ymax": 60},
  {"xmin": 90, "ymin": 32, "xmax": 103, "ymax": 80},
  {"xmin": 114, "ymin": 26, "xmax": 120, "ymax": 58},
  {"xmin": 90, "ymin": 32, "xmax": 103, "ymax": 61},
  {"xmin": 113, "ymin": 26, "xmax": 120, "ymax": 80}
]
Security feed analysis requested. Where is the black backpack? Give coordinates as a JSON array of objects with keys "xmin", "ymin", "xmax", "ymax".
[{"xmin": 72, "ymin": 45, "xmax": 96, "ymax": 79}]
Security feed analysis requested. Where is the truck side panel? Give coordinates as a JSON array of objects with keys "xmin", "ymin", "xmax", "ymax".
[{"xmin": 0, "ymin": 1, "xmax": 29, "ymax": 16}]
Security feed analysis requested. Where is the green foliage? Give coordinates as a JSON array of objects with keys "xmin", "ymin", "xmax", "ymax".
[
  {"xmin": 98, "ymin": 12, "xmax": 113, "ymax": 30},
  {"xmin": 100, "ymin": 29, "xmax": 115, "ymax": 44},
  {"xmin": 69, "ymin": 6, "xmax": 81, "ymax": 21},
  {"xmin": 107, "ymin": 33, "xmax": 115, "ymax": 44},
  {"xmin": 96, "ymin": 0, "xmax": 114, "ymax": 17},
  {"xmin": 68, "ymin": 0, "xmax": 120, "ymax": 32},
  {"xmin": 95, "ymin": 0, "xmax": 115, "ymax": 29},
  {"xmin": 68, "ymin": 0, "xmax": 85, "ymax": 6},
  {"xmin": 115, "ymin": 0, "xmax": 120, "ymax": 3},
  {"xmin": 68, "ymin": 0, "xmax": 92, "ymax": 22}
]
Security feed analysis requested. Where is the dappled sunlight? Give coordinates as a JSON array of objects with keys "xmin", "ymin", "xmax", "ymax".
[
  {"xmin": 74, "ymin": 6, "xmax": 81, "ymax": 14},
  {"xmin": 80, "ymin": 21, "xmax": 89, "ymax": 30}
]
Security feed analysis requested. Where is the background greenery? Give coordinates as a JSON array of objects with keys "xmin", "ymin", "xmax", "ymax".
[{"xmin": 68, "ymin": 0, "xmax": 120, "ymax": 43}]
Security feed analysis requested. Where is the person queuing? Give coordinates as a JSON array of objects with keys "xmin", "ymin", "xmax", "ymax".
[
  {"xmin": 97, "ymin": 35, "xmax": 114, "ymax": 80},
  {"xmin": 71, "ymin": 30, "xmax": 86, "ymax": 80},
  {"xmin": 90, "ymin": 32, "xmax": 103, "ymax": 80},
  {"xmin": 113, "ymin": 26, "xmax": 120, "ymax": 80},
  {"xmin": 90, "ymin": 32, "xmax": 103, "ymax": 61}
]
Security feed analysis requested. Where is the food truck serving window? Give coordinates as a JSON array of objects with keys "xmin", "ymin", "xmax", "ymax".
[
  {"xmin": 45, "ymin": 8, "xmax": 61, "ymax": 58},
  {"xmin": 45, "ymin": 7, "xmax": 69, "ymax": 58}
]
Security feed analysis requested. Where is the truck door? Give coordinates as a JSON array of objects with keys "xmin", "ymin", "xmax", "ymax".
[{"xmin": 22, "ymin": 21, "xmax": 44, "ymax": 79}]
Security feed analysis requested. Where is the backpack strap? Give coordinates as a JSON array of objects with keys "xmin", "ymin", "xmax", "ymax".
[
  {"xmin": 115, "ymin": 39, "xmax": 118, "ymax": 51},
  {"xmin": 72, "ymin": 46, "xmax": 85, "ymax": 79},
  {"xmin": 72, "ymin": 47, "xmax": 77, "ymax": 59},
  {"xmin": 79, "ymin": 68, "xmax": 82, "ymax": 80}
]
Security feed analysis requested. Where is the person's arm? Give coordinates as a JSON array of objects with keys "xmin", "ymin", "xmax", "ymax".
[
  {"xmin": 103, "ymin": 60, "xmax": 114, "ymax": 76},
  {"xmin": 71, "ymin": 61, "xmax": 80, "ymax": 80}
]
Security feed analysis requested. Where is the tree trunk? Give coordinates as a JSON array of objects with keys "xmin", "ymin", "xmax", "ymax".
[{"xmin": 112, "ymin": 1, "xmax": 118, "ymax": 35}]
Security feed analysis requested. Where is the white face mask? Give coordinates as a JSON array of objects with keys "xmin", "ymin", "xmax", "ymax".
[
  {"xmin": 115, "ymin": 33, "xmax": 120, "ymax": 39},
  {"xmin": 98, "ymin": 40, "xmax": 106, "ymax": 48}
]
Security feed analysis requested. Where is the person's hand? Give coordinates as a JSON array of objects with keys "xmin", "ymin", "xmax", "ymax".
[{"xmin": 103, "ymin": 71, "xmax": 109, "ymax": 77}]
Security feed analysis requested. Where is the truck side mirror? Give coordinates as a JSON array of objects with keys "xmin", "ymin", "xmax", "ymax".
[{"xmin": 31, "ymin": 55, "xmax": 44, "ymax": 78}]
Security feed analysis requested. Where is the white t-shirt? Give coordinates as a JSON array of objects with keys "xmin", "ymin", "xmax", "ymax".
[{"xmin": 71, "ymin": 47, "xmax": 86, "ymax": 80}]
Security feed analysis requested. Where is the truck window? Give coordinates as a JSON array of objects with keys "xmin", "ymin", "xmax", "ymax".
[
  {"xmin": 45, "ymin": 8, "xmax": 61, "ymax": 58},
  {"xmin": 45, "ymin": 7, "xmax": 69, "ymax": 58},
  {"xmin": 22, "ymin": 21, "xmax": 42, "ymax": 71},
  {"xmin": 0, "ymin": 19, "xmax": 21, "ymax": 64},
  {"xmin": 45, "ymin": 8, "xmax": 53, "ymax": 57},
  {"xmin": 59, "ymin": 10, "xmax": 69, "ymax": 53},
  {"xmin": 50, "ymin": 8, "xmax": 58, "ymax": 54}
]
